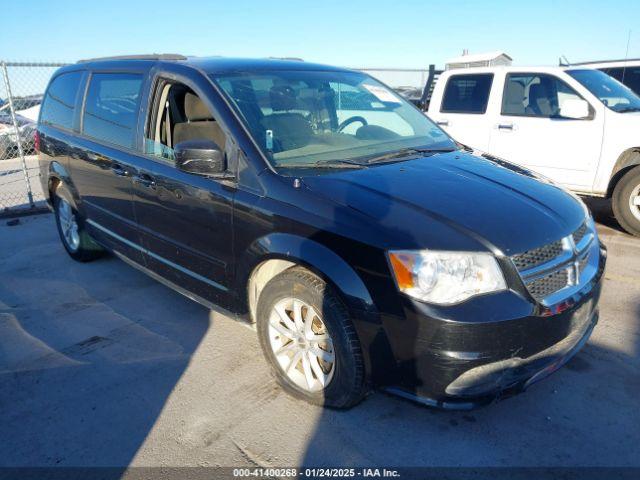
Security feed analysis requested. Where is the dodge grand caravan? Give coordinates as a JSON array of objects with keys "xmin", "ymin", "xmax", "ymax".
[{"xmin": 37, "ymin": 55, "xmax": 606, "ymax": 409}]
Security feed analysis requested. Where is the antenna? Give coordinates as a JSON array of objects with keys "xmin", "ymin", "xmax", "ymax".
[{"xmin": 622, "ymin": 30, "xmax": 632, "ymax": 84}]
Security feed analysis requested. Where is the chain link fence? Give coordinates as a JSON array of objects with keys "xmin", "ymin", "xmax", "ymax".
[
  {"xmin": 0, "ymin": 61, "xmax": 68, "ymax": 216},
  {"xmin": 0, "ymin": 60, "xmax": 438, "ymax": 217}
]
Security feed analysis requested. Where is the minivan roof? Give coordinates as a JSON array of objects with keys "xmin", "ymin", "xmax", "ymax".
[
  {"xmin": 77, "ymin": 54, "xmax": 188, "ymax": 63},
  {"xmin": 69, "ymin": 55, "xmax": 352, "ymax": 75}
]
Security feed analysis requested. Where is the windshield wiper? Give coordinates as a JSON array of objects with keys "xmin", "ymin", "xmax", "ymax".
[
  {"xmin": 281, "ymin": 158, "xmax": 368, "ymax": 169},
  {"xmin": 363, "ymin": 147, "xmax": 457, "ymax": 165},
  {"xmin": 616, "ymin": 107, "xmax": 640, "ymax": 113},
  {"xmin": 278, "ymin": 147, "xmax": 456, "ymax": 169}
]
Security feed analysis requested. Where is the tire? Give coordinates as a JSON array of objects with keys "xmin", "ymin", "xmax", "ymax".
[
  {"xmin": 54, "ymin": 194, "xmax": 104, "ymax": 262},
  {"xmin": 256, "ymin": 267, "xmax": 366, "ymax": 408},
  {"xmin": 612, "ymin": 166, "xmax": 640, "ymax": 237}
]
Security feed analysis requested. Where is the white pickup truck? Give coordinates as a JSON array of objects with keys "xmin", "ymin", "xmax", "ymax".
[{"xmin": 427, "ymin": 66, "xmax": 640, "ymax": 236}]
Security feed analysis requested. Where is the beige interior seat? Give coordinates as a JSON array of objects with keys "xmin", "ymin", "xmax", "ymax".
[{"xmin": 173, "ymin": 93, "xmax": 226, "ymax": 149}]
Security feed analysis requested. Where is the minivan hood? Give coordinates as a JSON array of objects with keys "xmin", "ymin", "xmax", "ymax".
[{"xmin": 300, "ymin": 151, "xmax": 586, "ymax": 255}]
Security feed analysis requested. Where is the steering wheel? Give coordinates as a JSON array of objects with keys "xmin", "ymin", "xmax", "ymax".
[{"xmin": 338, "ymin": 116, "xmax": 368, "ymax": 132}]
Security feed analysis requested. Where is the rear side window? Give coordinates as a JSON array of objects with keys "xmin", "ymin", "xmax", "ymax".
[
  {"xmin": 40, "ymin": 71, "xmax": 83, "ymax": 129},
  {"xmin": 83, "ymin": 73, "xmax": 143, "ymax": 148},
  {"xmin": 441, "ymin": 74, "xmax": 493, "ymax": 114}
]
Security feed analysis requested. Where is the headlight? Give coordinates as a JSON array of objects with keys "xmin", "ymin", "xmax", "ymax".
[{"xmin": 388, "ymin": 250, "xmax": 506, "ymax": 305}]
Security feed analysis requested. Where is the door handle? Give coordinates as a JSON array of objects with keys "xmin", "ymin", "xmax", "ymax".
[
  {"xmin": 436, "ymin": 120, "xmax": 449, "ymax": 126},
  {"xmin": 133, "ymin": 173, "xmax": 156, "ymax": 189},
  {"xmin": 111, "ymin": 163, "xmax": 129, "ymax": 176},
  {"xmin": 497, "ymin": 123, "xmax": 514, "ymax": 130}
]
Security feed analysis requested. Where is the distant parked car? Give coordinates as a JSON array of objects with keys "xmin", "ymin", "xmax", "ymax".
[
  {"xmin": 393, "ymin": 86, "xmax": 424, "ymax": 107},
  {"xmin": 1, "ymin": 95, "xmax": 41, "ymax": 159},
  {"xmin": 9, "ymin": 94, "xmax": 43, "ymax": 111},
  {"xmin": 17, "ymin": 104, "xmax": 41, "ymax": 122},
  {"xmin": 0, "ymin": 113, "xmax": 36, "ymax": 160},
  {"xmin": 561, "ymin": 58, "xmax": 640, "ymax": 97}
]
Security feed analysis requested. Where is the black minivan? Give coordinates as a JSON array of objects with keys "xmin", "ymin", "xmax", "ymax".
[{"xmin": 37, "ymin": 55, "xmax": 606, "ymax": 409}]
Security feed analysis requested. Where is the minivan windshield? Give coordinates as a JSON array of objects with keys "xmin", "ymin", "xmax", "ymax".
[
  {"xmin": 210, "ymin": 70, "xmax": 455, "ymax": 168},
  {"xmin": 567, "ymin": 69, "xmax": 640, "ymax": 113}
]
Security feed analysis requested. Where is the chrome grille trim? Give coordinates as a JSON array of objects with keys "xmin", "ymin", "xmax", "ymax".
[
  {"xmin": 510, "ymin": 220, "xmax": 598, "ymax": 304},
  {"xmin": 573, "ymin": 221, "xmax": 588, "ymax": 245}
]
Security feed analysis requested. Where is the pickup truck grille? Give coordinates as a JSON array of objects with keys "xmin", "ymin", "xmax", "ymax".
[{"xmin": 510, "ymin": 221, "xmax": 596, "ymax": 304}]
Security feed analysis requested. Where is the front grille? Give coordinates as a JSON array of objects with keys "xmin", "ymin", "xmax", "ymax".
[
  {"xmin": 510, "ymin": 221, "xmax": 595, "ymax": 304},
  {"xmin": 511, "ymin": 241, "xmax": 563, "ymax": 271},
  {"xmin": 573, "ymin": 222, "xmax": 588, "ymax": 245},
  {"xmin": 526, "ymin": 269, "xmax": 569, "ymax": 302}
]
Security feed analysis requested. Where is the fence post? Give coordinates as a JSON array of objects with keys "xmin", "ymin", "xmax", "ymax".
[{"xmin": 1, "ymin": 61, "xmax": 34, "ymax": 208}]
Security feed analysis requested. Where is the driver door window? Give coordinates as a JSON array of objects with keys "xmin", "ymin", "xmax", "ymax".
[
  {"xmin": 144, "ymin": 82, "xmax": 226, "ymax": 162},
  {"xmin": 489, "ymin": 72, "xmax": 602, "ymax": 189},
  {"xmin": 502, "ymin": 73, "xmax": 584, "ymax": 118}
]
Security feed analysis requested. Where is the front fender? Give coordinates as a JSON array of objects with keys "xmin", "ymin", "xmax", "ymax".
[
  {"xmin": 238, "ymin": 232, "xmax": 376, "ymax": 314},
  {"xmin": 236, "ymin": 232, "xmax": 398, "ymax": 385},
  {"xmin": 607, "ymin": 147, "xmax": 640, "ymax": 196}
]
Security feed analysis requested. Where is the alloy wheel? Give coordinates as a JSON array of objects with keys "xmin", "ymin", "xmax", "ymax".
[
  {"xmin": 58, "ymin": 198, "xmax": 80, "ymax": 251},
  {"xmin": 267, "ymin": 297, "xmax": 335, "ymax": 392},
  {"xmin": 630, "ymin": 184, "xmax": 640, "ymax": 222}
]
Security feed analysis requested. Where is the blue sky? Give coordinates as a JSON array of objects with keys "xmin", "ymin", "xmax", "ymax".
[{"xmin": 2, "ymin": 0, "xmax": 639, "ymax": 68}]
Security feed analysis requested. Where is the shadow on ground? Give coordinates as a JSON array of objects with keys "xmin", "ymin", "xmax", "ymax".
[
  {"xmin": 0, "ymin": 215, "xmax": 214, "ymax": 469},
  {"xmin": 583, "ymin": 196, "xmax": 623, "ymax": 233}
]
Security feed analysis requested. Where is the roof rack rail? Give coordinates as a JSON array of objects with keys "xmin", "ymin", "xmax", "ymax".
[
  {"xmin": 561, "ymin": 57, "xmax": 640, "ymax": 67},
  {"xmin": 77, "ymin": 54, "xmax": 187, "ymax": 63}
]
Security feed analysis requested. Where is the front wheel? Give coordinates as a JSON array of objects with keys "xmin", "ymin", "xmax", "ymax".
[
  {"xmin": 612, "ymin": 167, "xmax": 640, "ymax": 236},
  {"xmin": 54, "ymin": 195, "xmax": 104, "ymax": 261},
  {"xmin": 256, "ymin": 267, "xmax": 367, "ymax": 408}
]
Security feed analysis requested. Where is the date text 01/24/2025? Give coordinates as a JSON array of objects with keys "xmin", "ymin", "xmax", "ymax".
[{"xmin": 232, "ymin": 468, "xmax": 400, "ymax": 478}]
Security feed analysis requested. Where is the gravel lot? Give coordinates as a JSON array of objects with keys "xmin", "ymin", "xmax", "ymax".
[{"xmin": 0, "ymin": 201, "xmax": 639, "ymax": 469}]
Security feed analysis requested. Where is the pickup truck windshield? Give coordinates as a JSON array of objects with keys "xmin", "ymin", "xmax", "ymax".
[
  {"xmin": 210, "ymin": 70, "xmax": 455, "ymax": 168},
  {"xmin": 567, "ymin": 69, "xmax": 640, "ymax": 113}
]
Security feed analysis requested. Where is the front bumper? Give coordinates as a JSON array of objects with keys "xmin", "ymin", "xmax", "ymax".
[{"xmin": 380, "ymin": 244, "xmax": 606, "ymax": 409}]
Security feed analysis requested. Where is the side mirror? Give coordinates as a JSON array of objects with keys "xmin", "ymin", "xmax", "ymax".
[
  {"xmin": 560, "ymin": 98, "xmax": 590, "ymax": 119},
  {"xmin": 174, "ymin": 140, "xmax": 226, "ymax": 176}
]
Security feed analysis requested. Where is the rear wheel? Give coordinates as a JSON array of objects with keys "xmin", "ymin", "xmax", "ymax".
[
  {"xmin": 612, "ymin": 167, "xmax": 640, "ymax": 236},
  {"xmin": 54, "ymin": 195, "xmax": 104, "ymax": 261},
  {"xmin": 256, "ymin": 267, "xmax": 366, "ymax": 408}
]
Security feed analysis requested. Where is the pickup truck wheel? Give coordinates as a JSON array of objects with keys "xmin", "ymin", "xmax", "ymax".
[
  {"xmin": 612, "ymin": 167, "xmax": 640, "ymax": 236},
  {"xmin": 54, "ymin": 195, "xmax": 104, "ymax": 261},
  {"xmin": 256, "ymin": 267, "xmax": 366, "ymax": 409}
]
